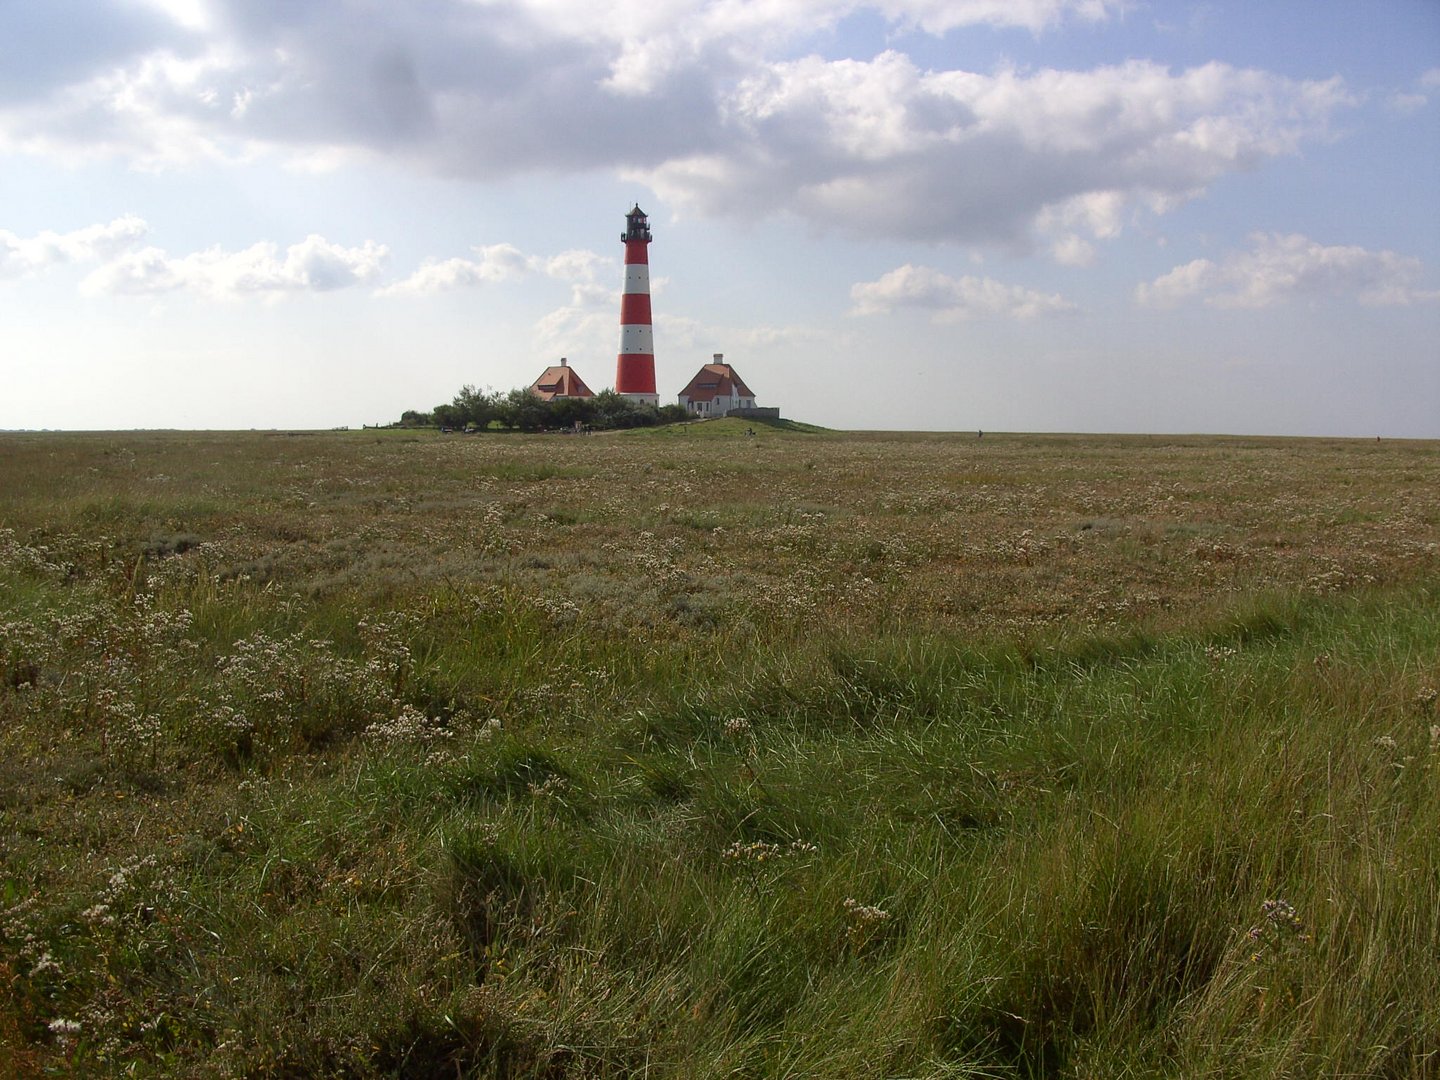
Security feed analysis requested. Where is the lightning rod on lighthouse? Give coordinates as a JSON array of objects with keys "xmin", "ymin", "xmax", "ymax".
[{"xmin": 615, "ymin": 205, "xmax": 659, "ymax": 406}]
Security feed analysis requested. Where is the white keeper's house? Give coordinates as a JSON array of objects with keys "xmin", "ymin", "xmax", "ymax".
[{"xmin": 677, "ymin": 355, "xmax": 757, "ymax": 417}]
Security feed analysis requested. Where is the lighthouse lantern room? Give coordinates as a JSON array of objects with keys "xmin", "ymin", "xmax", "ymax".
[
  {"xmin": 622, "ymin": 206, "xmax": 651, "ymax": 243},
  {"xmin": 614, "ymin": 205, "xmax": 659, "ymax": 406}
]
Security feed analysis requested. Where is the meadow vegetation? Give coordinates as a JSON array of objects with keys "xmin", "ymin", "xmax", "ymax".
[{"xmin": 1, "ymin": 422, "xmax": 1436, "ymax": 1077}]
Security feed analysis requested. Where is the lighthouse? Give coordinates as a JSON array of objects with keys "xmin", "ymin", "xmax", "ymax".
[{"xmin": 615, "ymin": 205, "xmax": 659, "ymax": 406}]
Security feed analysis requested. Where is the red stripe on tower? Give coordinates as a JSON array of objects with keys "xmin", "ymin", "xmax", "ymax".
[{"xmin": 615, "ymin": 205, "xmax": 658, "ymax": 404}]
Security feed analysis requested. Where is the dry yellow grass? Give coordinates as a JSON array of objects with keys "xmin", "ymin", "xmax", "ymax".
[{"xmin": 3, "ymin": 426, "xmax": 1434, "ymax": 642}]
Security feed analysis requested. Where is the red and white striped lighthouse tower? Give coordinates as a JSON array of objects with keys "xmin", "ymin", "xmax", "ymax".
[{"xmin": 615, "ymin": 205, "xmax": 659, "ymax": 406}]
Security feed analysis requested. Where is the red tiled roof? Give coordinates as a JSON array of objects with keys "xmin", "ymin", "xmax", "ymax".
[
  {"xmin": 529, "ymin": 365, "xmax": 595, "ymax": 400},
  {"xmin": 678, "ymin": 363, "xmax": 755, "ymax": 403}
]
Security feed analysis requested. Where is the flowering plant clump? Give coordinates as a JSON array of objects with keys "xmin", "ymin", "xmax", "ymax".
[
  {"xmin": 630, "ymin": 530, "xmax": 690, "ymax": 591},
  {"xmin": 722, "ymin": 716, "xmax": 752, "ymax": 739},
  {"xmin": 362, "ymin": 703, "xmax": 449, "ymax": 746},
  {"xmin": 357, "ymin": 611, "xmax": 420, "ymax": 695},
  {"xmin": 204, "ymin": 627, "xmax": 410, "ymax": 763},
  {"xmin": 67, "ymin": 853, "xmax": 187, "ymax": 1061},
  {"xmin": 477, "ymin": 502, "xmax": 510, "ymax": 555},
  {"xmin": 1008, "ymin": 529, "xmax": 1048, "ymax": 565},
  {"xmin": 1, "ymin": 613, "xmax": 46, "ymax": 695},
  {"xmin": 0, "ymin": 527, "xmax": 71, "ymax": 579},
  {"xmin": 722, "ymin": 839, "xmax": 819, "ymax": 867},
  {"xmin": 1204, "ymin": 643, "xmax": 1238, "ymax": 665},
  {"xmin": 2, "ymin": 852, "xmax": 185, "ymax": 1062},
  {"xmin": 1250, "ymin": 898, "xmax": 1308, "ymax": 947},
  {"xmin": 2, "ymin": 896, "xmax": 53, "ymax": 987},
  {"xmin": 1245, "ymin": 897, "xmax": 1313, "ymax": 1016},
  {"xmin": 140, "ymin": 539, "xmax": 226, "ymax": 592},
  {"xmin": 2, "ymin": 592, "xmax": 201, "ymax": 767},
  {"xmin": 529, "ymin": 594, "xmax": 582, "ymax": 627},
  {"xmin": 526, "ymin": 774, "xmax": 569, "ymax": 799},
  {"xmin": 48, "ymin": 1016, "xmax": 82, "ymax": 1048},
  {"xmin": 842, "ymin": 897, "xmax": 892, "ymax": 953}
]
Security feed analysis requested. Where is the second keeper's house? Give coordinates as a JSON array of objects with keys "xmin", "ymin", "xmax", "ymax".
[
  {"xmin": 528, "ymin": 358, "xmax": 595, "ymax": 401},
  {"xmin": 677, "ymin": 354, "xmax": 757, "ymax": 417}
]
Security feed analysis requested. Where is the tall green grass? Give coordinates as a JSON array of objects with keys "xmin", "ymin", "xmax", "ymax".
[{"xmin": 1, "ymin": 432, "xmax": 1436, "ymax": 1076}]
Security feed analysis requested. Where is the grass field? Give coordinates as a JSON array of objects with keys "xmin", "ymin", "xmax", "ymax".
[{"xmin": 1, "ymin": 423, "xmax": 1437, "ymax": 1077}]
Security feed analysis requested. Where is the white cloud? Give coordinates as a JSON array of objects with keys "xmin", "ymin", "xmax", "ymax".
[
  {"xmin": 379, "ymin": 244, "xmax": 537, "ymax": 296},
  {"xmin": 2, "ymin": 214, "xmax": 388, "ymax": 299},
  {"xmin": 1051, "ymin": 234, "xmax": 1096, "ymax": 267},
  {"xmin": 1388, "ymin": 91, "xmax": 1428, "ymax": 113},
  {"xmin": 641, "ymin": 56, "xmax": 1351, "ymax": 246},
  {"xmin": 381, "ymin": 243, "xmax": 615, "ymax": 301},
  {"xmin": 579, "ymin": 0, "xmax": 1125, "ymax": 94},
  {"xmin": 1389, "ymin": 68, "xmax": 1440, "ymax": 113},
  {"xmin": 533, "ymin": 304, "xmax": 616, "ymax": 363},
  {"xmin": 0, "ymin": 3, "xmax": 1348, "ymax": 249},
  {"xmin": 1135, "ymin": 233, "xmax": 1440, "ymax": 309},
  {"xmin": 0, "ymin": 216, "xmax": 148, "ymax": 278},
  {"xmin": 850, "ymin": 263, "xmax": 1077, "ymax": 320},
  {"xmin": 383, "ymin": 238, "xmax": 621, "ymax": 361},
  {"xmin": 375, "ymin": 257, "xmax": 500, "ymax": 297},
  {"xmin": 541, "ymin": 249, "xmax": 616, "ymax": 305},
  {"xmin": 1043, "ymin": 191, "xmax": 1128, "ymax": 241},
  {"xmin": 132, "ymin": 0, "xmax": 212, "ymax": 33},
  {"xmin": 876, "ymin": 0, "xmax": 1124, "ymax": 35},
  {"xmin": 80, "ymin": 234, "xmax": 387, "ymax": 298}
]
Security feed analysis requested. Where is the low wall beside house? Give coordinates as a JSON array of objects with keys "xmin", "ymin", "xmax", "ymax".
[{"xmin": 725, "ymin": 407, "xmax": 781, "ymax": 420}]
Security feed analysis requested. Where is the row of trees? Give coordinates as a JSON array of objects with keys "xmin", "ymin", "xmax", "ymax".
[{"xmin": 398, "ymin": 385, "xmax": 690, "ymax": 433}]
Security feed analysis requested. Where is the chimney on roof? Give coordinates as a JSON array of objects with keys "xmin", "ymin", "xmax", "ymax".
[
  {"xmin": 560, "ymin": 357, "xmax": 567, "ymax": 366},
  {"xmin": 713, "ymin": 353, "xmax": 723, "ymax": 363}
]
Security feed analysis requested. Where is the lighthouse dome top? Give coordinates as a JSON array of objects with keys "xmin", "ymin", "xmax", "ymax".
[{"xmin": 622, "ymin": 204, "xmax": 652, "ymax": 243}]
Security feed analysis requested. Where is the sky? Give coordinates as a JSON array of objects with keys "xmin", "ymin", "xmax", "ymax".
[{"xmin": 1, "ymin": 0, "xmax": 1437, "ymax": 436}]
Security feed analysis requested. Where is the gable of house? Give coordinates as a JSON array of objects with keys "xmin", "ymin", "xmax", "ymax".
[
  {"xmin": 529, "ymin": 363, "xmax": 595, "ymax": 401},
  {"xmin": 678, "ymin": 363, "xmax": 755, "ymax": 404}
]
